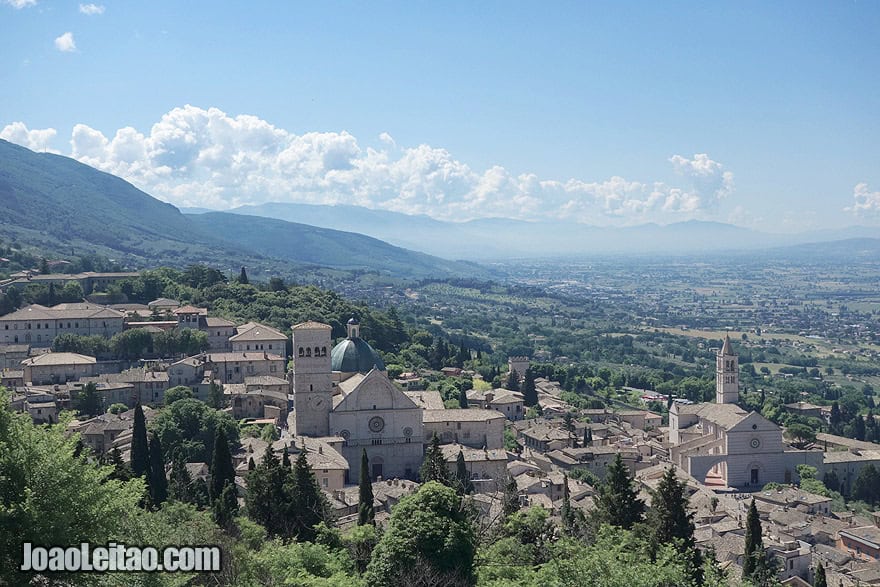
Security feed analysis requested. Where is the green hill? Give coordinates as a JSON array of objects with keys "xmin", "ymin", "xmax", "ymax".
[{"xmin": 0, "ymin": 139, "xmax": 483, "ymax": 279}]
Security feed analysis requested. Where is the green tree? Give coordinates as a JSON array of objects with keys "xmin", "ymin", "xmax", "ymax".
[
  {"xmin": 148, "ymin": 433, "xmax": 168, "ymax": 506},
  {"xmin": 454, "ymin": 450, "xmax": 474, "ymax": 495},
  {"xmin": 245, "ymin": 447, "xmax": 287, "ymax": 537},
  {"xmin": 151, "ymin": 398, "xmax": 238, "ymax": 463},
  {"xmin": 74, "ymin": 381, "xmax": 102, "ymax": 417},
  {"xmin": 502, "ymin": 472, "xmax": 521, "ymax": 519},
  {"xmin": 583, "ymin": 426, "xmax": 593, "ymax": 446},
  {"xmin": 593, "ymin": 453, "xmax": 644, "ymax": 529},
  {"xmin": 785, "ymin": 423, "xmax": 817, "ymax": 448},
  {"xmin": 212, "ymin": 482, "xmax": 239, "ymax": 532},
  {"xmin": 506, "ymin": 370, "xmax": 521, "ymax": 392},
  {"xmin": 210, "ymin": 427, "xmax": 235, "ymax": 500},
  {"xmin": 0, "ymin": 393, "xmax": 144, "ymax": 585},
  {"xmin": 743, "ymin": 498, "xmax": 764, "ymax": 580},
  {"xmin": 131, "ymin": 403, "xmax": 150, "ymax": 478},
  {"xmin": 208, "ymin": 380, "xmax": 224, "ymax": 409},
  {"xmin": 238, "ymin": 266, "xmax": 249, "ymax": 285},
  {"xmin": 853, "ymin": 464, "xmax": 880, "ymax": 505},
  {"xmin": 419, "ymin": 432, "xmax": 451, "ymax": 486},
  {"xmin": 358, "ymin": 448, "xmax": 375, "ymax": 526},
  {"xmin": 289, "ymin": 449, "xmax": 328, "ymax": 542},
  {"xmin": 39, "ymin": 257, "xmax": 49, "ymax": 274},
  {"xmin": 522, "ymin": 369, "xmax": 538, "ymax": 407},
  {"xmin": 164, "ymin": 385, "xmax": 194, "ymax": 405},
  {"xmin": 168, "ymin": 454, "xmax": 193, "ymax": 503},
  {"xmin": 458, "ymin": 387, "xmax": 469, "ymax": 409},
  {"xmin": 814, "ymin": 562, "xmax": 827, "ymax": 587},
  {"xmin": 107, "ymin": 402, "xmax": 128, "ymax": 414},
  {"xmin": 365, "ymin": 481, "xmax": 476, "ymax": 586},
  {"xmin": 645, "ymin": 467, "xmax": 701, "ymax": 582}
]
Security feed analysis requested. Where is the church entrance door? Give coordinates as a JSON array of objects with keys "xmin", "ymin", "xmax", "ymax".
[
  {"xmin": 750, "ymin": 468, "xmax": 759, "ymax": 485},
  {"xmin": 372, "ymin": 463, "xmax": 383, "ymax": 480}
]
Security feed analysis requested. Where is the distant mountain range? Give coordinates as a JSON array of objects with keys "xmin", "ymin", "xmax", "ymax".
[
  {"xmin": 182, "ymin": 202, "xmax": 880, "ymax": 259},
  {"xmin": 0, "ymin": 140, "xmax": 485, "ymax": 279}
]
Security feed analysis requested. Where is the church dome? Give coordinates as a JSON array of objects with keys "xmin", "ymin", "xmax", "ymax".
[{"xmin": 330, "ymin": 336, "xmax": 386, "ymax": 373}]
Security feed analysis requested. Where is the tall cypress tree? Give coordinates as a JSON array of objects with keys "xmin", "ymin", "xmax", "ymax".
[
  {"xmin": 646, "ymin": 467, "xmax": 701, "ymax": 582},
  {"xmin": 148, "ymin": 434, "xmax": 168, "ymax": 507},
  {"xmin": 238, "ymin": 266, "xmax": 249, "ymax": 285},
  {"xmin": 502, "ymin": 473, "xmax": 520, "ymax": 519},
  {"xmin": 210, "ymin": 427, "xmax": 235, "ymax": 500},
  {"xmin": 290, "ymin": 449, "xmax": 326, "ymax": 542},
  {"xmin": 592, "ymin": 453, "xmax": 644, "ymax": 529},
  {"xmin": 131, "ymin": 404, "xmax": 149, "ymax": 478},
  {"xmin": 454, "ymin": 450, "xmax": 474, "ymax": 495},
  {"xmin": 168, "ymin": 454, "xmax": 192, "ymax": 503},
  {"xmin": 213, "ymin": 483, "xmax": 239, "ymax": 531},
  {"xmin": 458, "ymin": 387, "xmax": 469, "ymax": 409},
  {"xmin": 521, "ymin": 369, "xmax": 538, "ymax": 407},
  {"xmin": 813, "ymin": 562, "xmax": 827, "ymax": 587},
  {"xmin": 560, "ymin": 474, "xmax": 574, "ymax": 533},
  {"xmin": 743, "ymin": 498, "xmax": 764, "ymax": 580},
  {"xmin": 582, "ymin": 427, "xmax": 593, "ymax": 447},
  {"xmin": 506, "ymin": 370, "xmax": 521, "ymax": 392},
  {"xmin": 419, "ymin": 433, "xmax": 451, "ymax": 486},
  {"xmin": 358, "ymin": 449, "xmax": 375, "ymax": 526}
]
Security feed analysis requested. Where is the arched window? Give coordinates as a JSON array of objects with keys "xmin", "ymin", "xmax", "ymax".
[
  {"xmin": 306, "ymin": 348, "xmax": 311, "ymax": 357},
  {"xmin": 298, "ymin": 347, "xmax": 304, "ymax": 357},
  {"xmin": 321, "ymin": 346, "xmax": 327, "ymax": 356},
  {"xmin": 314, "ymin": 346, "xmax": 320, "ymax": 356}
]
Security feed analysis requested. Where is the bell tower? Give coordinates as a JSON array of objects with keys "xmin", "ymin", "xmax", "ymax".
[
  {"xmin": 716, "ymin": 334, "xmax": 739, "ymax": 404},
  {"xmin": 291, "ymin": 321, "xmax": 333, "ymax": 436}
]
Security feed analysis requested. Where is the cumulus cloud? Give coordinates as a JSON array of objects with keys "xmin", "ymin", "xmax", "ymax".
[
  {"xmin": 78, "ymin": 3, "xmax": 104, "ymax": 15},
  {"xmin": 845, "ymin": 183, "xmax": 880, "ymax": 217},
  {"xmin": 54, "ymin": 32, "xmax": 76, "ymax": 52},
  {"xmin": 3, "ymin": 0, "xmax": 37, "ymax": 8},
  {"xmin": 0, "ymin": 122, "xmax": 59, "ymax": 153},
  {"xmin": 3, "ymin": 106, "xmax": 738, "ymax": 224}
]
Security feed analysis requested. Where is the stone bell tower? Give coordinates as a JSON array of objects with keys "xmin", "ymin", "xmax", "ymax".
[
  {"xmin": 291, "ymin": 321, "xmax": 333, "ymax": 436},
  {"xmin": 716, "ymin": 334, "xmax": 739, "ymax": 404}
]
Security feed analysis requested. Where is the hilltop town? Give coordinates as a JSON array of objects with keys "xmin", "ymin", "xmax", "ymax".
[{"xmin": 3, "ymin": 266, "xmax": 880, "ymax": 586}]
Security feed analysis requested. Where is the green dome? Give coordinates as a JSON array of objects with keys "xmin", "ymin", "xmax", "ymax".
[{"xmin": 330, "ymin": 337, "xmax": 386, "ymax": 373}]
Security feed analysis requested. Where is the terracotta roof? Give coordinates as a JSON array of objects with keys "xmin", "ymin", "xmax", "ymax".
[
  {"xmin": 173, "ymin": 305, "xmax": 207, "ymax": 315},
  {"xmin": 230, "ymin": 323, "xmax": 286, "ymax": 341}
]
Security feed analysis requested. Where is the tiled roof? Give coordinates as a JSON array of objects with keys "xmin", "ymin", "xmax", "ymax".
[
  {"xmin": 423, "ymin": 409, "xmax": 505, "ymax": 423},
  {"xmin": 21, "ymin": 352, "xmax": 96, "ymax": 366}
]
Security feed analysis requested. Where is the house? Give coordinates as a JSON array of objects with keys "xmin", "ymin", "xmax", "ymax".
[
  {"xmin": 230, "ymin": 322, "xmax": 287, "ymax": 356},
  {"xmin": 440, "ymin": 443, "xmax": 509, "ymax": 492},
  {"xmin": 422, "ymin": 409, "xmax": 505, "ymax": 450},
  {"xmin": 838, "ymin": 526, "xmax": 880, "ymax": 561},
  {"xmin": 1, "ymin": 303, "xmax": 124, "ymax": 347},
  {"xmin": 615, "ymin": 409, "xmax": 662, "ymax": 431},
  {"xmin": 21, "ymin": 352, "xmax": 97, "ymax": 385},
  {"xmin": 82, "ymin": 368, "xmax": 170, "ymax": 406},
  {"xmin": 467, "ymin": 388, "xmax": 525, "ymax": 420},
  {"xmin": 0, "ymin": 344, "xmax": 30, "ymax": 370}
]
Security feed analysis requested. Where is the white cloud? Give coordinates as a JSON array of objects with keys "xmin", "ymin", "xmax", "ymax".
[
  {"xmin": 0, "ymin": 122, "xmax": 59, "ymax": 153},
  {"xmin": 845, "ymin": 183, "xmax": 880, "ymax": 217},
  {"xmin": 3, "ymin": 0, "xmax": 37, "ymax": 8},
  {"xmin": 78, "ymin": 3, "xmax": 104, "ymax": 15},
  {"xmin": 3, "ymin": 105, "xmax": 739, "ymax": 224},
  {"xmin": 54, "ymin": 32, "xmax": 76, "ymax": 52}
]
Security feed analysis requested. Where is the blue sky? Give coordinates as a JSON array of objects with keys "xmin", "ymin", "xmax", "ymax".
[{"xmin": 2, "ymin": 1, "xmax": 879, "ymax": 230}]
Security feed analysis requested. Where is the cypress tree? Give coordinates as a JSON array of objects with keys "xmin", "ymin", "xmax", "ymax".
[
  {"xmin": 130, "ymin": 404, "xmax": 149, "ymax": 478},
  {"xmin": 743, "ymin": 498, "xmax": 764, "ymax": 580},
  {"xmin": 592, "ymin": 453, "xmax": 644, "ymax": 529},
  {"xmin": 148, "ymin": 434, "xmax": 168, "ymax": 506},
  {"xmin": 168, "ymin": 455, "xmax": 192, "ymax": 503},
  {"xmin": 521, "ymin": 369, "xmax": 538, "ymax": 407},
  {"xmin": 107, "ymin": 446, "xmax": 131, "ymax": 482},
  {"xmin": 502, "ymin": 473, "xmax": 520, "ymax": 519},
  {"xmin": 813, "ymin": 562, "xmax": 827, "ymax": 587},
  {"xmin": 290, "ymin": 449, "xmax": 326, "ymax": 542},
  {"xmin": 282, "ymin": 446, "xmax": 291, "ymax": 468},
  {"xmin": 248, "ymin": 457, "xmax": 256, "ymax": 470},
  {"xmin": 582, "ymin": 427, "xmax": 593, "ymax": 446},
  {"xmin": 210, "ymin": 427, "xmax": 235, "ymax": 500},
  {"xmin": 213, "ymin": 483, "xmax": 239, "ymax": 531},
  {"xmin": 506, "ymin": 370, "xmax": 520, "ymax": 392},
  {"xmin": 238, "ymin": 266, "xmax": 249, "ymax": 285},
  {"xmin": 358, "ymin": 449, "xmax": 375, "ymax": 526},
  {"xmin": 454, "ymin": 450, "xmax": 474, "ymax": 495},
  {"xmin": 419, "ymin": 432, "xmax": 451, "ymax": 486},
  {"xmin": 646, "ymin": 467, "xmax": 701, "ymax": 583},
  {"xmin": 245, "ymin": 447, "xmax": 278, "ymax": 534},
  {"xmin": 40, "ymin": 257, "xmax": 50, "ymax": 274},
  {"xmin": 560, "ymin": 474, "xmax": 574, "ymax": 532},
  {"xmin": 458, "ymin": 387, "xmax": 469, "ymax": 409}
]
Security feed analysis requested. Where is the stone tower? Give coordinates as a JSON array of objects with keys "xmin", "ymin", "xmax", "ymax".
[
  {"xmin": 291, "ymin": 321, "xmax": 333, "ymax": 436},
  {"xmin": 716, "ymin": 333, "xmax": 739, "ymax": 404}
]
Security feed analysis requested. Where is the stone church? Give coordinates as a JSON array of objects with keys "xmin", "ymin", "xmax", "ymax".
[
  {"xmin": 290, "ymin": 318, "xmax": 424, "ymax": 482},
  {"xmin": 669, "ymin": 334, "xmax": 822, "ymax": 489}
]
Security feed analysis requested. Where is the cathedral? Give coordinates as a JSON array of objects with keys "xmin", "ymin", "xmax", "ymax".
[
  {"xmin": 669, "ymin": 334, "xmax": 822, "ymax": 489},
  {"xmin": 290, "ymin": 318, "xmax": 424, "ymax": 482}
]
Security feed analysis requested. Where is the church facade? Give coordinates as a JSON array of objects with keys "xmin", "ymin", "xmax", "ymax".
[
  {"xmin": 290, "ymin": 319, "xmax": 423, "ymax": 482},
  {"xmin": 670, "ymin": 334, "xmax": 822, "ymax": 489}
]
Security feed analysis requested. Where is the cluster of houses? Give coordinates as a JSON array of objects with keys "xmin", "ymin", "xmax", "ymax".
[{"xmin": 6, "ymin": 287, "xmax": 880, "ymax": 584}]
